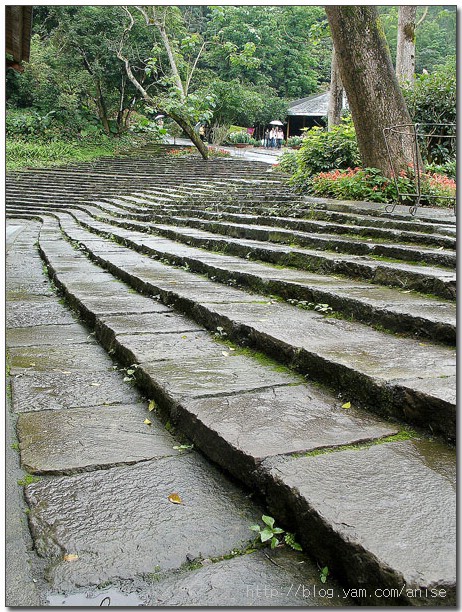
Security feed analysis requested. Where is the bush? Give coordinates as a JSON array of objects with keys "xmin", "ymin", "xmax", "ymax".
[
  {"xmin": 286, "ymin": 136, "xmax": 303, "ymax": 148},
  {"xmin": 402, "ymin": 67, "xmax": 456, "ymax": 165},
  {"xmin": 226, "ymin": 130, "xmax": 252, "ymax": 144},
  {"xmin": 278, "ymin": 150, "xmax": 299, "ymax": 175},
  {"xmin": 307, "ymin": 166, "xmax": 455, "ymax": 207},
  {"xmin": 285, "ymin": 118, "xmax": 360, "ymax": 191}
]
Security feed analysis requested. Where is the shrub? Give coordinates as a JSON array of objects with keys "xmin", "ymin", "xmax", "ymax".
[
  {"xmin": 278, "ymin": 150, "xmax": 299, "ymax": 175},
  {"xmin": 286, "ymin": 136, "xmax": 303, "ymax": 148},
  {"xmin": 226, "ymin": 130, "xmax": 252, "ymax": 144},
  {"xmin": 307, "ymin": 166, "xmax": 455, "ymax": 207},
  {"xmin": 286, "ymin": 118, "xmax": 360, "ymax": 191},
  {"xmin": 402, "ymin": 67, "xmax": 456, "ymax": 165}
]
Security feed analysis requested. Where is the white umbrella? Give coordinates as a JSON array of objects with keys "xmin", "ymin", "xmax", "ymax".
[
  {"xmin": 155, "ymin": 114, "xmax": 165, "ymax": 120},
  {"xmin": 269, "ymin": 120, "xmax": 284, "ymax": 125}
]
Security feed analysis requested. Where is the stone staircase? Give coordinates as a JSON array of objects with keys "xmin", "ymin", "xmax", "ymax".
[{"xmin": 6, "ymin": 147, "xmax": 456, "ymax": 605}]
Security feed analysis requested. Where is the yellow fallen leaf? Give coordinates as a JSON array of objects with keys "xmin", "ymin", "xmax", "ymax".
[
  {"xmin": 341, "ymin": 401, "xmax": 351, "ymax": 409},
  {"xmin": 64, "ymin": 554, "xmax": 79, "ymax": 562},
  {"xmin": 61, "ymin": 371, "xmax": 72, "ymax": 374},
  {"xmin": 222, "ymin": 351, "xmax": 229, "ymax": 357},
  {"xmin": 148, "ymin": 400, "xmax": 156, "ymax": 412},
  {"xmin": 90, "ymin": 382, "xmax": 100, "ymax": 387},
  {"xmin": 168, "ymin": 493, "xmax": 183, "ymax": 505},
  {"xmin": 29, "ymin": 362, "xmax": 36, "ymax": 367},
  {"xmin": 144, "ymin": 418, "xmax": 152, "ymax": 426}
]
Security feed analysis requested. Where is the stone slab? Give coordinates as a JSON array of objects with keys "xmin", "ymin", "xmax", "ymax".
[
  {"xmin": 17, "ymin": 403, "xmax": 178, "ymax": 474},
  {"xmin": 8, "ymin": 344, "xmax": 115, "ymax": 373},
  {"xmin": 175, "ymin": 386, "xmax": 398, "ymax": 481},
  {"xmin": 145, "ymin": 548, "xmax": 350, "ymax": 606},
  {"xmin": 97, "ymin": 312, "xmax": 202, "ymax": 337},
  {"xmin": 6, "ymin": 301, "xmax": 77, "ymax": 328},
  {"xmin": 121, "ymin": 331, "xmax": 233, "ymax": 363},
  {"xmin": 264, "ymin": 440, "xmax": 456, "ymax": 605},
  {"xmin": 76, "ymin": 294, "xmax": 167, "ymax": 316},
  {"xmin": 140, "ymin": 355, "xmax": 296, "ymax": 401},
  {"xmin": 6, "ymin": 324, "xmax": 96, "ymax": 348},
  {"xmin": 11, "ymin": 370, "xmax": 140, "ymax": 413},
  {"xmin": 25, "ymin": 454, "xmax": 261, "ymax": 590}
]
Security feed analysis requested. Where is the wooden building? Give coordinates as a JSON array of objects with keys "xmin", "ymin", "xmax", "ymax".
[{"xmin": 6, "ymin": 6, "xmax": 33, "ymax": 71}]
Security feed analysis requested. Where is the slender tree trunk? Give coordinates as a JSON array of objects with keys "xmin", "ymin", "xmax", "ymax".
[
  {"xmin": 325, "ymin": 6, "xmax": 415, "ymax": 177},
  {"xmin": 328, "ymin": 46, "xmax": 343, "ymax": 130},
  {"xmin": 94, "ymin": 79, "xmax": 110, "ymax": 135},
  {"xmin": 396, "ymin": 6, "xmax": 417, "ymax": 86}
]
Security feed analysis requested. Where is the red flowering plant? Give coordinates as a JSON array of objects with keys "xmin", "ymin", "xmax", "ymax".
[{"xmin": 308, "ymin": 166, "xmax": 455, "ymax": 207}]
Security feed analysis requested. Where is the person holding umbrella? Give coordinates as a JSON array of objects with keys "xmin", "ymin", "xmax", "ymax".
[{"xmin": 269, "ymin": 120, "xmax": 284, "ymax": 148}]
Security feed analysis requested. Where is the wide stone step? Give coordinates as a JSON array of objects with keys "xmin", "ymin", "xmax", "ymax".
[
  {"xmin": 30, "ymin": 211, "xmax": 455, "ymax": 440},
  {"xmin": 23, "ymin": 215, "xmax": 457, "ymax": 605}
]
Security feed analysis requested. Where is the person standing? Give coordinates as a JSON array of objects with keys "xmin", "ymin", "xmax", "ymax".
[
  {"xmin": 276, "ymin": 127, "xmax": 284, "ymax": 149},
  {"xmin": 269, "ymin": 127, "xmax": 276, "ymax": 148},
  {"xmin": 264, "ymin": 128, "xmax": 271, "ymax": 148}
]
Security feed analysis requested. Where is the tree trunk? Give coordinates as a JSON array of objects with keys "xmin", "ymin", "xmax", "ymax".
[
  {"xmin": 94, "ymin": 79, "xmax": 110, "ymax": 136},
  {"xmin": 327, "ymin": 46, "xmax": 343, "ymax": 130},
  {"xmin": 168, "ymin": 110, "xmax": 209, "ymax": 160},
  {"xmin": 396, "ymin": 6, "xmax": 417, "ymax": 86},
  {"xmin": 325, "ymin": 6, "xmax": 415, "ymax": 177}
]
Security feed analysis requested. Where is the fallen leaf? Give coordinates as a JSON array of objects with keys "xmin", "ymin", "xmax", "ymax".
[
  {"xmin": 222, "ymin": 351, "xmax": 229, "ymax": 357},
  {"xmin": 90, "ymin": 382, "xmax": 100, "ymax": 387},
  {"xmin": 29, "ymin": 362, "xmax": 36, "ymax": 367},
  {"xmin": 63, "ymin": 554, "xmax": 79, "ymax": 562},
  {"xmin": 126, "ymin": 369, "xmax": 135, "ymax": 375},
  {"xmin": 168, "ymin": 493, "xmax": 183, "ymax": 505},
  {"xmin": 341, "ymin": 401, "xmax": 351, "ymax": 409},
  {"xmin": 61, "ymin": 371, "xmax": 72, "ymax": 374},
  {"xmin": 148, "ymin": 400, "xmax": 156, "ymax": 412},
  {"xmin": 144, "ymin": 418, "xmax": 152, "ymax": 426}
]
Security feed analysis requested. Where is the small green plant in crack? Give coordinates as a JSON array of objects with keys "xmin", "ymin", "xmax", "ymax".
[
  {"xmin": 287, "ymin": 299, "xmax": 333, "ymax": 314},
  {"xmin": 250, "ymin": 515, "xmax": 302, "ymax": 551},
  {"xmin": 122, "ymin": 365, "xmax": 137, "ymax": 383},
  {"xmin": 10, "ymin": 442, "xmax": 20, "ymax": 452},
  {"xmin": 319, "ymin": 565, "xmax": 329, "ymax": 584},
  {"xmin": 214, "ymin": 326, "xmax": 227, "ymax": 339},
  {"xmin": 17, "ymin": 474, "xmax": 41, "ymax": 487}
]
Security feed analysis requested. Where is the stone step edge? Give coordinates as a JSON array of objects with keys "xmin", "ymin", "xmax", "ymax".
[
  {"xmin": 8, "ymin": 203, "xmax": 456, "ymax": 304},
  {"xmin": 41, "ymin": 212, "xmax": 455, "ymax": 442},
  {"xmin": 72, "ymin": 209, "xmax": 455, "ymax": 346},
  {"xmin": 80, "ymin": 204, "xmax": 457, "ymax": 301},
  {"xmin": 6, "ymin": 207, "xmax": 456, "ymax": 349},
  {"xmin": 34, "ymin": 217, "xmax": 455, "ymax": 607}
]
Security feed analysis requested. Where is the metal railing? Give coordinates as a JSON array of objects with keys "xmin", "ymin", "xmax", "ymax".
[{"xmin": 383, "ymin": 123, "xmax": 456, "ymax": 215}]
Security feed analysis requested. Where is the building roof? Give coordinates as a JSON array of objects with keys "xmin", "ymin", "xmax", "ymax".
[
  {"xmin": 287, "ymin": 91, "xmax": 347, "ymax": 117},
  {"xmin": 6, "ymin": 6, "xmax": 33, "ymax": 64}
]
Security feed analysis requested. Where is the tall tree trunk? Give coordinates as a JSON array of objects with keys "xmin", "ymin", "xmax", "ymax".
[
  {"xmin": 325, "ymin": 6, "xmax": 415, "ymax": 177},
  {"xmin": 328, "ymin": 46, "xmax": 343, "ymax": 131},
  {"xmin": 396, "ymin": 6, "xmax": 417, "ymax": 86},
  {"xmin": 168, "ymin": 110, "xmax": 209, "ymax": 160}
]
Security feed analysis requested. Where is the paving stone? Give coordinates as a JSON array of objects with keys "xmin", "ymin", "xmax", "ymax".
[
  {"xmin": 264, "ymin": 440, "xmax": 456, "ymax": 605},
  {"xmin": 6, "ymin": 324, "xmax": 96, "ymax": 348},
  {"xmin": 6, "ymin": 301, "xmax": 77, "ymax": 328},
  {"xmin": 144, "ymin": 548, "xmax": 351, "ymax": 606},
  {"xmin": 139, "ymin": 355, "xmax": 296, "ymax": 401},
  {"xmin": 8, "ymin": 344, "xmax": 115, "ymax": 373},
  {"xmin": 11, "ymin": 370, "xmax": 139, "ymax": 413},
  {"xmin": 25, "ymin": 454, "xmax": 262, "ymax": 589},
  {"xmin": 97, "ymin": 312, "xmax": 202, "ymax": 338},
  {"xmin": 75, "ymin": 294, "xmax": 167, "ymax": 317},
  {"xmin": 17, "ymin": 403, "xmax": 178, "ymax": 474},
  {"xmin": 120, "ymin": 331, "xmax": 234, "ymax": 363},
  {"xmin": 173, "ymin": 385, "xmax": 398, "ymax": 482}
]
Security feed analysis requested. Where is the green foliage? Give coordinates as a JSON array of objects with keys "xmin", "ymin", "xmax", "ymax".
[
  {"xmin": 379, "ymin": 6, "xmax": 456, "ymax": 73},
  {"xmin": 250, "ymin": 515, "xmax": 303, "ymax": 552},
  {"xmin": 285, "ymin": 119, "xmax": 360, "ymax": 191},
  {"xmin": 402, "ymin": 66, "xmax": 456, "ymax": 165},
  {"xmin": 320, "ymin": 566, "xmax": 329, "ymax": 584},
  {"xmin": 6, "ymin": 133, "xmax": 150, "ymax": 171},
  {"xmin": 18, "ymin": 474, "xmax": 41, "ymax": 487},
  {"xmin": 226, "ymin": 130, "xmax": 252, "ymax": 144},
  {"xmin": 306, "ymin": 167, "xmax": 455, "ymax": 207},
  {"xmin": 286, "ymin": 136, "xmax": 303, "ymax": 147}
]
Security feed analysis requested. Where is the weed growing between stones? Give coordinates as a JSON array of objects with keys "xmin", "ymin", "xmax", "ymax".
[
  {"xmin": 17, "ymin": 474, "xmax": 42, "ymax": 487},
  {"xmin": 250, "ymin": 515, "xmax": 303, "ymax": 552}
]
